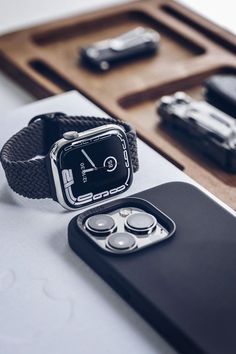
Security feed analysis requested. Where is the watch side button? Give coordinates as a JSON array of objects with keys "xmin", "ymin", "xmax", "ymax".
[{"xmin": 63, "ymin": 131, "xmax": 79, "ymax": 140}]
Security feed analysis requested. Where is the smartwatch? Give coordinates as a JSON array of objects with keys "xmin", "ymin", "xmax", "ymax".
[{"xmin": 0, "ymin": 112, "xmax": 139, "ymax": 210}]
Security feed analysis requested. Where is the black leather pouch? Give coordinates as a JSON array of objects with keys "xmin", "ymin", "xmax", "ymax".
[{"xmin": 204, "ymin": 74, "xmax": 236, "ymax": 118}]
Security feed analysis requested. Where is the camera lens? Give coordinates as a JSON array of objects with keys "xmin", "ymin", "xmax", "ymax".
[
  {"xmin": 125, "ymin": 212, "xmax": 156, "ymax": 235},
  {"xmin": 86, "ymin": 214, "xmax": 116, "ymax": 236},
  {"xmin": 107, "ymin": 232, "xmax": 136, "ymax": 251}
]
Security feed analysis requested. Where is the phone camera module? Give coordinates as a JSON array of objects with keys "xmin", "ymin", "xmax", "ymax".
[
  {"xmin": 86, "ymin": 214, "xmax": 116, "ymax": 236},
  {"xmin": 125, "ymin": 212, "xmax": 157, "ymax": 235},
  {"xmin": 107, "ymin": 232, "xmax": 136, "ymax": 251}
]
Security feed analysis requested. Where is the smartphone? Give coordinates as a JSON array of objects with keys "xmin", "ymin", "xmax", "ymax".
[{"xmin": 68, "ymin": 182, "xmax": 236, "ymax": 354}]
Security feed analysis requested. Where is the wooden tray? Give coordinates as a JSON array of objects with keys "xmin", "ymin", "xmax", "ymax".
[{"xmin": 0, "ymin": 0, "xmax": 235, "ymax": 208}]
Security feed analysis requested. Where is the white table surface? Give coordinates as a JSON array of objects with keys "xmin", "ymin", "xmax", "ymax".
[
  {"xmin": 0, "ymin": 90, "xmax": 193, "ymax": 354},
  {"xmin": 0, "ymin": 90, "xmax": 234, "ymax": 354}
]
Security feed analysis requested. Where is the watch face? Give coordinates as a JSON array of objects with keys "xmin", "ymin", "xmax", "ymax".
[{"xmin": 53, "ymin": 128, "xmax": 133, "ymax": 209}]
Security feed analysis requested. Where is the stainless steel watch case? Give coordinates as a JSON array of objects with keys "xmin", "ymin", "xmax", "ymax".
[{"xmin": 47, "ymin": 124, "xmax": 133, "ymax": 210}]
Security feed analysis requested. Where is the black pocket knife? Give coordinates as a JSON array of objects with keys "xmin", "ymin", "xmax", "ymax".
[{"xmin": 80, "ymin": 27, "xmax": 160, "ymax": 71}]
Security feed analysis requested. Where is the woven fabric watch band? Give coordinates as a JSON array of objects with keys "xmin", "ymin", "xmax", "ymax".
[{"xmin": 0, "ymin": 113, "xmax": 139, "ymax": 199}]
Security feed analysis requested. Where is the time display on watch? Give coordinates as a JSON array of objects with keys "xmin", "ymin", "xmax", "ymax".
[{"xmin": 57, "ymin": 129, "xmax": 132, "ymax": 208}]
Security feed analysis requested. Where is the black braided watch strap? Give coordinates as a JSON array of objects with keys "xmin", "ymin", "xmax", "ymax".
[{"xmin": 0, "ymin": 113, "xmax": 139, "ymax": 199}]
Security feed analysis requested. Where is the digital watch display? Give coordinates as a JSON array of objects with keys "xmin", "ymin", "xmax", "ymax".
[{"xmin": 49, "ymin": 125, "xmax": 133, "ymax": 209}]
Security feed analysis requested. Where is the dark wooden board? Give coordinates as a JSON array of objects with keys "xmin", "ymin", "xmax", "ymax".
[{"xmin": 0, "ymin": 0, "xmax": 235, "ymax": 208}]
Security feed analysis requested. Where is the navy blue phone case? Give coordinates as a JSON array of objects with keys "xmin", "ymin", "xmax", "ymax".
[{"xmin": 68, "ymin": 182, "xmax": 236, "ymax": 354}]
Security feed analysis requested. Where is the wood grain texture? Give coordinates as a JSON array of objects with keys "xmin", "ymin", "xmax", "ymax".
[{"xmin": 0, "ymin": 0, "xmax": 235, "ymax": 208}]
